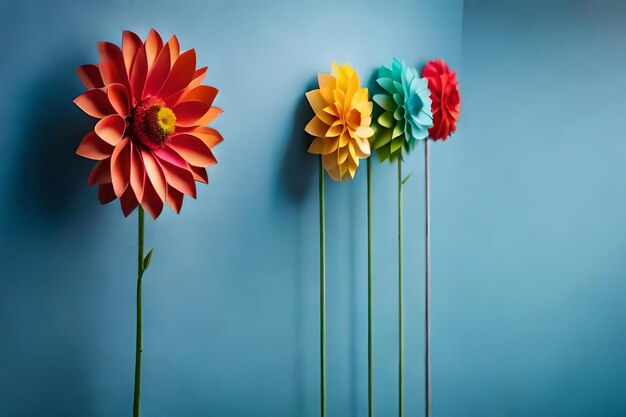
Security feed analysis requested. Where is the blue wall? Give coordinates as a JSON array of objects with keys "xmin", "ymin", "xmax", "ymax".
[
  {"xmin": 448, "ymin": 0, "xmax": 626, "ymax": 415},
  {"xmin": 2, "ymin": 0, "xmax": 626, "ymax": 416},
  {"xmin": 0, "ymin": 0, "xmax": 464, "ymax": 416}
]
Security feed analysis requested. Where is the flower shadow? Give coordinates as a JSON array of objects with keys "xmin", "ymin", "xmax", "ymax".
[
  {"xmin": 276, "ymin": 75, "xmax": 318, "ymax": 205},
  {"xmin": 10, "ymin": 54, "xmax": 95, "ymax": 232}
]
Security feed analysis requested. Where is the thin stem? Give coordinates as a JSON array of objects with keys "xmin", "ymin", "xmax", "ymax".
[
  {"xmin": 367, "ymin": 157, "xmax": 374, "ymax": 417},
  {"xmin": 133, "ymin": 206, "xmax": 145, "ymax": 417},
  {"xmin": 319, "ymin": 157, "xmax": 326, "ymax": 417},
  {"xmin": 425, "ymin": 141, "xmax": 432, "ymax": 417},
  {"xmin": 398, "ymin": 159, "xmax": 404, "ymax": 417}
]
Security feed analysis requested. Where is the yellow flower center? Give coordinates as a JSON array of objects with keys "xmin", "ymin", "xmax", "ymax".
[
  {"xmin": 156, "ymin": 106, "xmax": 176, "ymax": 137},
  {"xmin": 130, "ymin": 97, "xmax": 177, "ymax": 149}
]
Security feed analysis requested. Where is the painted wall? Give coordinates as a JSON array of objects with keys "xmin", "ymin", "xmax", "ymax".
[
  {"xmin": 2, "ymin": 0, "xmax": 625, "ymax": 416},
  {"xmin": 0, "ymin": 1, "xmax": 464, "ymax": 416},
  {"xmin": 449, "ymin": 0, "xmax": 626, "ymax": 415}
]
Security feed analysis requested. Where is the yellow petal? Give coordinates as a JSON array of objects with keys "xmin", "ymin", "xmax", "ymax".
[
  {"xmin": 305, "ymin": 117, "xmax": 330, "ymax": 137},
  {"xmin": 305, "ymin": 90, "xmax": 334, "ymax": 125}
]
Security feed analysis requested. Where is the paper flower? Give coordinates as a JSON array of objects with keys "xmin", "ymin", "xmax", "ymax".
[
  {"xmin": 422, "ymin": 60, "xmax": 460, "ymax": 141},
  {"xmin": 75, "ymin": 29, "xmax": 223, "ymax": 219},
  {"xmin": 371, "ymin": 57, "xmax": 433, "ymax": 162},
  {"xmin": 305, "ymin": 62, "xmax": 374, "ymax": 181}
]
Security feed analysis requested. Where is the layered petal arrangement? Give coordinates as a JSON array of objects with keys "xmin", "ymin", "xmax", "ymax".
[
  {"xmin": 422, "ymin": 59, "xmax": 460, "ymax": 141},
  {"xmin": 305, "ymin": 62, "xmax": 374, "ymax": 181},
  {"xmin": 75, "ymin": 29, "xmax": 223, "ymax": 219},
  {"xmin": 371, "ymin": 57, "xmax": 433, "ymax": 162}
]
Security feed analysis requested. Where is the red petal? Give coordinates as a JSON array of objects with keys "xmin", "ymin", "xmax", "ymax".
[
  {"xmin": 167, "ymin": 133, "xmax": 216, "ymax": 167},
  {"xmin": 88, "ymin": 158, "xmax": 112, "ymax": 185},
  {"xmin": 120, "ymin": 187, "xmax": 139, "ymax": 217},
  {"xmin": 110, "ymin": 138, "xmax": 132, "ymax": 197},
  {"xmin": 165, "ymin": 186, "xmax": 184, "ymax": 213},
  {"xmin": 122, "ymin": 31, "xmax": 142, "ymax": 74},
  {"xmin": 76, "ymin": 131, "xmax": 113, "ymax": 160},
  {"xmin": 143, "ymin": 46, "xmax": 171, "ymax": 98},
  {"xmin": 141, "ymin": 149, "xmax": 167, "ymax": 201},
  {"xmin": 130, "ymin": 145, "xmax": 145, "ymax": 202},
  {"xmin": 166, "ymin": 35, "xmax": 180, "ymax": 67},
  {"xmin": 95, "ymin": 114, "xmax": 126, "ymax": 146},
  {"xmin": 156, "ymin": 154, "xmax": 196, "ymax": 197},
  {"xmin": 74, "ymin": 89, "xmax": 116, "ymax": 118},
  {"xmin": 179, "ymin": 85, "xmax": 218, "ymax": 106},
  {"xmin": 144, "ymin": 29, "xmax": 164, "ymax": 69},
  {"xmin": 98, "ymin": 183, "xmax": 116, "ymax": 204},
  {"xmin": 190, "ymin": 165, "xmax": 208, "ymax": 184},
  {"xmin": 141, "ymin": 178, "xmax": 164, "ymax": 220},
  {"xmin": 76, "ymin": 65, "xmax": 104, "ymax": 89},
  {"xmin": 107, "ymin": 83, "xmax": 130, "ymax": 116},
  {"xmin": 172, "ymin": 101, "xmax": 211, "ymax": 127},
  {"xmin": 130, "ymin": 45, "xmax": 148, "ymax": 103},
  {"xmin": 98, "ymin": 42, "xmax": 129, "ymax": 89},
  {"xmin": 159, "ymin": 49, "xmax": 196, "ymax": 99}
]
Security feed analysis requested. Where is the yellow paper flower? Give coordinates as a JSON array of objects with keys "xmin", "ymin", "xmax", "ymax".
[{"xmin": 305, "ymin": 63, "xmax": 374, "ymax": 181}]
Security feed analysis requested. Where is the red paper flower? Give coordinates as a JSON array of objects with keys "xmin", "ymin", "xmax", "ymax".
[
  {"xmin": 75, "ymin": 29, "xmax": 223, "ymax": 219},
  {"xmin": 422, "ymin": 60, "xmax": 460, "ymax": 141}
]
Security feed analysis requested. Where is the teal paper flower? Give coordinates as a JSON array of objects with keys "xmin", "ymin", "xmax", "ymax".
[{"xmin": 371, "ymin": 57, "xmax": 433, "ymax": 162}]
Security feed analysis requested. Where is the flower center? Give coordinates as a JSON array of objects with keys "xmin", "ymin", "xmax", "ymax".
[{"xmin": 130, "ymin": 97, "xmax": 176, "ymax": 148}]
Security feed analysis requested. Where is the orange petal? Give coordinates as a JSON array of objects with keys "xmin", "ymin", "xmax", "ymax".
[
  {"xmin": 159, "ymin": 49, "xmax": 196, "ymax": 99},
  {"xmin": 97, "ymin": 42, "xmax": 129, "ymax": 88},
  {"xmin": 144, "ymin": 29, "xmax": 163, "ymax": 69},
  {"xmin": 120, "ymin": 187, "xmax": 139, "ymax": 217},
  {"xmin": 76, "ymin": 131, "xmax": 113, "ymax": 160},
  {"xmin": 190, "ymin": 165, "xmax": 208, "ymax": 183},
  {"xmin": 172, "ymin": 101, "xmax": 211, "ymax": 127},
  {"xmin": 143, "ymin": 46, "xmax": 171, "ymax": 98},
  {"xmin": 194, "ymin": 107, "xmax": 222, "ymax": 126},
  {"xmin": 130, "ymin": 145, "xmax": 145, "ymax": 202},
  {"xmin": 74, "ymin": 89, "xmax": 116, "ymax": 119},
  {"xmin": 122, "ymin": 30, "xmax": 142, "ymax": 74},
  {"xmin": 88, "ymin": 158, "xmax": 112, "ymax": 185},
  {"xmin": 188, "ymin": 67, "xmax": 207, "ymax": 90},
  {"xmin": 77, "ymin": 65, "xmax": 104, "ymax": 89},
  {"xmin": 141, "ymin": 149, "xmax": 167, "ymax": 202},
  {"xmin": 110, "ymin": 138, "xmax": 132, "ymax": 197},
  {"xmin": 165, "ymin": 185, "xmax": 184, "ymax": 213},
  {"xmin": 166, "ymin": 35, "xmax": 180, "ymax": 65},
  {"xmin": 98, "ymin": 183, "xmax": 116, "ymax": 204},
  {"xmin": 95, "ymin": 115, "xmax": 125, "ymax": 146},
  {"xmin": 130, "ymin": 45, "xmax": 148, "ymax": 103},
  {"xmin": 179, "ymin": 85, "xmax": 218, "ymax": 107},
  {"xmin": 167, "ymin": 133, "xmax": 216, "ymax": 167},
  {"xmin": 107, "ymin": 83, "xmax": 130, "ymax": 117},
  {"xmin": 186, "ymin": 126, "xmax": 223, "ymax": 148}
]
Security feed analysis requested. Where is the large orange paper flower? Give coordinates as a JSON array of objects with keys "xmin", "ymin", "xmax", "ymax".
[
  {"xmin": 305, "ymin": 63, "xmax": 374, "ymax": 181},
  {"xmin": 75, "ymin": 29, "xmax": 223, "ymax": 219}
]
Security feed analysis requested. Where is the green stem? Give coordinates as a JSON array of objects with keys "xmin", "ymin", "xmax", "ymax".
[
  {"xmin": 367, "ymin": 157, "xmax": 373, "ymax": 417},
  {"xmin": 319, "ymin": 157, "xmax": 326, "ymax": 417},
  {"xmin": 133, "ymin": 206, "xmax": 144, "ymax": 417},
  {"xmin": 398, "ymin": 159, "xmax": 403, "ymax": 417}
]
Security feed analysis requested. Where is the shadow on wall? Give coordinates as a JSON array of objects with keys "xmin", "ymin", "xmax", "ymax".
[
  {"xmin": 277, "ymin": 75, "xmax": 318, "ymax": 205},
  {"xmin": 10, "ymin": 53, "xmax": 95, "ymax": 233},
  {"xmin": 2, "ymin": 53, "xmax": 101, "ymax": 415}
]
